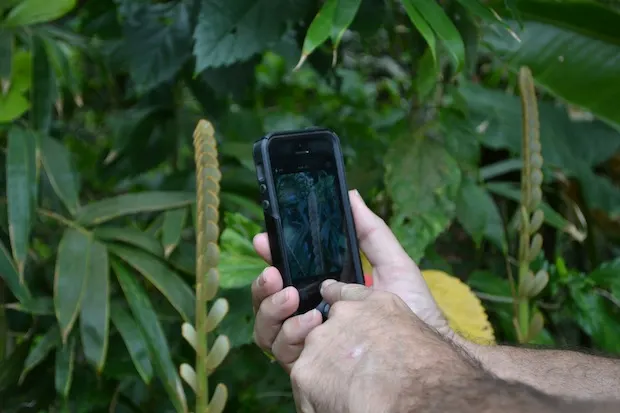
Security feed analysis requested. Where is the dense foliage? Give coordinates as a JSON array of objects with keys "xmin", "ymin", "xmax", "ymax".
[{"xmin": 1, "ymin": 0, "xmax": 619, "ymax": 412}]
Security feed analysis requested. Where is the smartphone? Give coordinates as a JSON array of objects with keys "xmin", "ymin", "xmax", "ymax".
[{"xmin": 253, "ymin": 128, "xmax": 364, "ymax": 316}]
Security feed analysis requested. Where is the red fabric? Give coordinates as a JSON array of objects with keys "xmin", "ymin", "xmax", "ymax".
[{"xmin": 364, "ymin": 273, "xmax": 373, "ymax": 287}]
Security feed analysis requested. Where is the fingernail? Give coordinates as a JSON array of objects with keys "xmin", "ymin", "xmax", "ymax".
[
  {"xmin": 273, "ymin": 289, "xmax": 289, "ymax": 305},
  {"xmin": 301, "ymin": 309, "xmax": 317, "ymax": 324},
  {"xmin": 321, "ymin": 279, "xmax": 336, "ymax": 294},
  {"xmin": 258, "ymin": 271, "xmax": 266, "ymax": 287}
]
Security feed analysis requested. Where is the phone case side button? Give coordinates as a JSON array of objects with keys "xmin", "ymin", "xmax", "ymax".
[
  {"xmin": 256, "ymin": 164, "xmax": 265, "ymax": 182},
  {"xmin": 261, "ymin": 200, "xmax": 270, "ymax": 210}
]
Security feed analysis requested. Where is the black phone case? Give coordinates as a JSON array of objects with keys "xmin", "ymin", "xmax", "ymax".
[{"xmin": 252, "ymin": 128, "xmax": 365, "ymax": 316}]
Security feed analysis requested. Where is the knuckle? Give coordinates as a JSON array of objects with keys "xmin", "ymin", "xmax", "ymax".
[{"xmin": 304, "ymin": 323, "xmax": 327, "ymax": 347}]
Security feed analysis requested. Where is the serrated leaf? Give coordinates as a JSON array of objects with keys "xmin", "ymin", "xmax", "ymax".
[
  {"xmin": 162, "ymin": 208, "xmax": 187, "ymax": 258},
  {"xmin": 79, "ymin": 241, "xmax": 109, "ymax": 372},
  {"xmin": 54, "ymin": 229, "xmax": 92, "ymax": 342},
  {"xmin": 109, "ymin": 244, "xmax": 194, "ymax": 323},
  {"xmin": 30, "ymin": 34, "xmax": 55, "ymax": 133},
  {"xmin": 94, "ymin": 227, "xmax": 164, "ymax": 257},
  {"xmin": 0, "ymin": 239, "xmax": 30, "ymax": 302},
  {"xmin": 19, "ymin": 326, "xmax": 60, "ymax": 383},
  {"xmin": 385, "ymin": 136, "xmax": 461, "ymax": 262},
  {"xmin": 109, "ymin": 301, "xmax": 153, "ymax": 384},
  {"xmin": 55, "ymin": 335, "xmax": 76, "ymax": 398},
  {"xmin": 456, "ymin": 180, "xmax": 506, "ymax": 251},
  {"xmin": 4, "ymin": 0, "xmax": 76, "ymax": 27},
  {"xmin": 486, "ymin": 1, "xmax": 620, "ymax": 130},
  {"xmin": 113, "ymin": 261, "xmax": 188, "ymax": 413},
  {"xmin": 40, "ymin": 135, "xmax": 80, "ymax": 215},
  {"xmin": 76, "ymin": 191, "xmax": 195, "ymax": 226},
  {"xmin": 193, "ymin": 0, "xmax": 292, "ymax": 72},
  {"xmin": 118, "ymin": 1, "xmax": 192, "ymax": 93},
  {"xmin": 6, "ymin": 126, "xmax": 37, "ymax": 277}
]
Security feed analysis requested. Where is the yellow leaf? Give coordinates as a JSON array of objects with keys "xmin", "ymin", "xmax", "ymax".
[{"xmin": 422, "ymin": 270, "xmax": 495, "ymax": 345}]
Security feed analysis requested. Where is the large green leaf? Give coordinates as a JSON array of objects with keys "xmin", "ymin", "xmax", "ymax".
[
  {"xmin": 3, "ymin": 0, "xmax": 76, "ymax": 27},
  {"xmin": 385, "ymin": 136, "xmax": 461, "ymax": 262},
  {"xmin": 0, "ymin": 239, "xmax": 30, "ymax": 302},
  {"xmin": 54, "ymin": 229, "xmax": 92, "ymax": 342},
  {"xmin": 219, "ymin": 229, "xmax": 265, "ymax": 289},
  {"xmin": 118, "ymin": 1, "xmax": 192, "ymax": 93},
  {"xmin": 20, "ymin": 325, "xmax": 60, "ymax": 383},
  {"xmin": 40, "ymin": 135, "xmax": 80, "ymax": 215},
  {"xmin": 6, "ymin": 126, "xmax": 37, "ymax": 277},
  {"xmin": 109, "ymin": 302, "xmax": 153, "ymax": 384},
  {"xmin": 217, "ymin": 288, "xmax": 254, "ymax": 348},
  {"xmin": 162, "ymin": 208, "xmax": 187, "ymax": 258},
  {"xmin": 193, "ymin": 0, "xmax": 300, "ymax": 72},
  {"xmin": 109, "ymin": 244, "xmax": 194, "ymax": 323},
  {"xmin": 113, "ymin": 261, "xmax": 188, "ymax": 413},
  {"xmin": 76, "ymin": 191, "xmax": 194, "ymax": 226},
  {"xmin": 456, "ymin": 179, "xmax": 507, "ymax": 251},
  {"xmin": 30, "ymin": 35, "xmax": 55, "ymax": 132},
  {"xmin": 79, "ymin": 241, "xmax": 109, "ymax": 372},
  {"xmin": 486, "ymin": 0, "xmax": 620, "ymax": 130},
  {"xmin": 55, "ymin": 335, "xmax": 76, "ymax": 398},
  {"xmin": 94, "ymin": 227, "xmax": 164, "ymax": 257}
]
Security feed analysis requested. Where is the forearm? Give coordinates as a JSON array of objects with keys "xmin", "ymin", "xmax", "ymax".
[{"xmin": 458, "ymin": 338, "xmax": 620, "ymax": 400}]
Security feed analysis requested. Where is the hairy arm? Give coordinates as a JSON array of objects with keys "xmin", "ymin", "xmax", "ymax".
[{"xmin": 457, "ymin": 338, "xmax": 620, "ymax": 401}]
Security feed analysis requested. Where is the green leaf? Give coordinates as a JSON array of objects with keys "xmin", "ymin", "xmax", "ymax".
[
  {"xmin": 0, "ymin": 87, "xmax": 30, "ymax": 123},
  {"xmin": 40, "ymin": 135, "xmax": 80, "ymax": 215},
  {"xmin": 109, "ymin": 244, "xmax": 194, "ymax": 323},
  {"xmin": 55, "ymin": 335, "xmax": 76, "ymax": 398},
  {"xmin": 405, "ymin": 0, "xmax": 465, "ymax": 72},
  {"xmin": 385, "ymin": 136, "xmax": 461, "ymax": 262},
  {"xmin": 109, "ymin": 301, "xmax": 153, "ymax": 384},
  {"xmin": 30, "ymin": 34, "xmax": 55, "ymax": 133},
  {"xmin": 76, "ymin": 191, "xmax": 195, "ymax": 226},
  {"xmin": 162, "ymin": 208, "xmax": 187, "ymax": 258},
  {"xmin": 480, "ymin": 158, "xmax": 523, "ymax": 181},
  {"xmin": 467, "ymin": 270, "xmax": 512, "ymax": 297},
  {"xmin": 455, "ymin": 0, "xmax": 503, "ymax": 24},
  {"xmin": 79, "ymin": 241, "xmax": 109, "ymax": 372},
  {"xmin": 194, "ymin": 0, "xmax": 296, "ymax": 72},
  {"xmin": 296, "ymin": 0, "xmax": 338, "ymax": 68},
  {"xmin": 456, "ymin": 180, "xmax": 507, "ymax": 251},
  {"xmin": 0, "ymin": 239, "xmax": 30, "ymax": 302},
  {"xmin": 331, "ymin": 0, "xmax": 362, "ymax": 51},
  {"xmin": 54, "ymin": 229, "xmax": 92, "ymax": 342},
  {"xmin": 569, "ymin": 286, "xmax": 620, "ymax": 354},
  {"xmin": 20, "ymin": 325, "xmax": 60, "ymax": 383},
  {"xmin": 401, "ymin": 0, "xmax": 437, "ymax": 66},
  {"xmin": 119, "ymin": 1, "xmax": 192, "ymax": 93},
  {"xmin": 415, "ymin": 47, "xmax": 437, "ymax": 101},
  {"xmin": 217, "ymin": 288, "xmax": 254, "ymax": 348},
  {"xmin": 113, "ymin": 261, "xmax": 188, "ymax": 413},
  {"xmin": 0, "ymin": 29, "xmax": 12, "ymax": 81},
  {"xmin": 4, "ymin": 0, "xmax": 76, "ymax": 27},
  {"xmin": 486, "ymin": 181, "xmax": 586, "ymax": 242},
  {"xmin": 6, "ymin": 126, "xmax": 37, "ymax": 277},
  {"xmin": 486, "ymin": 1, "xmax": 620, "ymax": 130},
  {"xmin": 5, "ymin": 296, "xmax": 53, "ymax": 315},
  {"xmin": 94, "ymin": 227, "xmax": 164, "ymax": 257}
]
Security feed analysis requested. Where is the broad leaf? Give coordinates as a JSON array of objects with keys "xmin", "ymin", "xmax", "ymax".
[
  {"xmin": 55, "ymin": 335, "xmax": 76, "ymax": 398},
  {"xmin": 219, "ymin": 213, "xmax": 264, "ymax": 289},
  {"xmin": 30, "ymin": 35, "xmax": 55, "ymax": 133},
  {"xmin": 40, "ymin": 135, "xmax": 80, "ymax": 215},
  {"xmin": 109, "ymin": 244, "xmax": 195, "ymax": 322},
  {"xmin": 162, "ymin": 208, "xmax": 187, "ymax": 258},
  {"xmin": 110, "ymin": 302, "xmax": 153, "ymax": 384},
  {"xmin": 385, "ymin": 136, "xmax": 461, "ymax": 262},
  {"xmin": 54, "ymin": 229, "xmax": 92, "ymax": 342},
  {"xmin": 217, "ymin": 288, "xmax": 254, "ymax": 348},
  {"xmin": 0, "ymin": 239, "xmax": 30, "ymax": 302},
  {"xmin": 94, "ymin": 227, "xmax": 164, "ymax": 257},
  {"xmin": 20, "ymin": 326, "xmax": 60, "ymax": 383},
  {"xmin": 118, "ymin": 1, "xmax": 192, "ymax": 93},
  {"xmin": 456, "ymin": 180, "xmax": 506, "ymax": 251},
  {"xmin": 76, "ymin": 191, "xmax": 194, "ymax": 226},
  {"xmin": 6, "ymin": 126, "xmax": 37, "ymax": 277},
  {"xmin": 79, "ymin": 241, "xmax": 109, "ymax": 372},
  {"xmin": 4, "ymin": 0, "xmax": 76, "ymax": 27},
  {"xmin": 486, "ymin": 0, "xmax": 620, "ymax": 130},
  {"xmin": 113, "ymin": 261, "xmax": 188, "ymax": 413},
  {"xmin": 194, "ymin": 0, "xmax": 295, "ymax": 72}
]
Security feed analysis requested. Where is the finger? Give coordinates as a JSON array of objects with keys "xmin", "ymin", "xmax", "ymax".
[
  {"xmin": 320, "ymin": 279, "xmax": 372, "ymax": 304},
  {"xmin": 349, "ymin": 190, "xmax": 414, "ymax": 269},
  {"xmin": 253, "ymin": 233, "xmax": 272, "ymax": 264},
  {"xmin": 272, "ymin": 309, "xmax": 322, "ymax": 371},
  {"xmin": 251, "ymin": 266, "xmax": 283, "ymax": 313},
  {"xmin": 254, "ymin": 286, "xmax": 299, "ymax": 350}
]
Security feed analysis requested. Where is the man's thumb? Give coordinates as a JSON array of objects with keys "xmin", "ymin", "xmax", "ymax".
[{"xmin": 320, "ymin": 280, "xmax": 372, "ymax": 304}]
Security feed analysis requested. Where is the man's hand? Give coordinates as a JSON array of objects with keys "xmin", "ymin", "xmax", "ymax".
[{"xmin": 251, "ymin": 189, "xmax": 450, "ymax": 369}]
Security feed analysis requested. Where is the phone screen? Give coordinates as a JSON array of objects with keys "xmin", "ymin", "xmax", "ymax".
[{"xmin": 269, "ymin": 134, "xmax": 355, "ymax": 289}]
